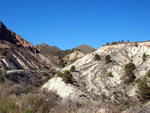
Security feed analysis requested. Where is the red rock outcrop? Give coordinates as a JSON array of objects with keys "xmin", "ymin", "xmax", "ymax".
[{"xmin": 0, "ymin": 21, "xmax": 39, "ymax": 53}]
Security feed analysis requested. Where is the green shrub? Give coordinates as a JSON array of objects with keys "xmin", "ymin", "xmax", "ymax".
[
  {"xmin": 135, "ymin": 78, "xmax": 142, "ymax": 83},
  {"xmin": 94, "ymin": 54, "xmax": 101, "ymax": 60},
  {"xmin": 101, "ymin": 93, "xmax": 107, "ymax": 100},
  {"xmin": 111, "ymin": 42, "xmax": 117, "ymax": 45},
  {"xmin": 45, "ymin": 76, "xmax": 50, "ymax": 82},
  {"xmin": 124, "ymin": 62, "xmax": 136, "ymax": 84},
  {"xmin": 125, "ymin": 63, "xmax": 136, "ymax": 72},
  {"xmin": 70, "ymin": 65, "xmax": 75, "ymax": 72},
  {"xmin": 62, "ymin": 70, "xmax": 75, "ymax": 84},
  {"xmin": 135, "ymin": 42, "xmax": 138, "ymax": 47},
  {"xmin": 0, "ymin": 71, "xmax": 5, "ymax": 82},
  {"xmin": 57, "ymin": 70, "xmax": 75, "ymax": 84},
  {"xmin": 106, "ymin": 42, "xmax": 110, "ymax": 45},
  {"xmin": 142, "ymin": 53, "xmax": 147, "ymax": 61},
  {"xmin": 59, "ymin": 59, "xmax": 67, "ymax": 68},
  {"xmin": 82, "ymin": 81, "xmax": 86, "ymax": 87},
  {"xmin": 44, "ymin": 65, "xmax": 49, "ymax": 69},
  {"xmin": 56, "ymin": 71, "xmax": 64, "ymax": 77},
  {"xmin": 0, "ymin": 50, "xmax": 8, "ymax": 56},
  {"xmin": 108, "ymin": 72, "xmax": 113, "ymax": 77},
  {"xmin": 146, "ymin": 70, "xmax": 150, "ymax": 78},
  {"xmin": 136, "ymin": 76, "xmax": 150, "ymax": 103},
  {"xmin": 105, "ymin": 55, "xmax": 111, "ymax": 64}
]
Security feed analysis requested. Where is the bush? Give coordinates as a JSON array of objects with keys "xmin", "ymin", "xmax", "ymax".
[
  {"xmin": 125, "ymin": 63, "xmax": 136, "ymax": 72},
  {"xmin": 135, "ymin": 42, "xmax": 138, "ymax": 47},
  {"xmin": 108, "ymin": 72, "xmax": 113, "ymax": 77},
  {"xmin": 0, "ymin": 71, "xmax": 5, "ymax": 82},
  {"xmin": 44, "ymin": 65, "xmax": 49, "ymax": 69},
  {"xmin": 57, "ymin": 70, "xmax": 75, "ymax": 84},
  {"xmin": 142, "ymin": 53, "xmax": 147, "ymax": 61},
  {"xmin": 94, "ymin": 54, "xmax": 101, "ymax": 60},
  {"xmin": 111, "ymin": 42, "xmax": 117, "ymax": 45},
  {"xmin": 135, "ymin": 78, "xmax": 142, "ymax": 83},
  {"xmin": 146, "ymin": 70, "xmax": 150, "ymax": 78},
  {"xmin": 70, "ymin": 65, "xmax": 75, "ymax": 72},
  {"xmin": 0, "ymin": 50, "xmax": 8, "ymax": 56},
  {"xmin": 56, "ymin": 71, "xmax": 64, "ymax": 77},
  {"xmin": 105, "ymin": 55, "xmax": 111, "ymax": 64},
  {"xmin": 82, "ymin": 81, "xmax": 86, "ymax": 87},
  {"xmin": 101, "ymin": 93, "xmax": 107, "ymax": 101},
  {"xmin": 45, "ymin": 76, "xmax": 50, "ymax": 82},
  {"xmin": 106, "ymin": 42, "xmax": 110, "ymax": 45},
  {"xmin": 124, "ymin": 63, "xmax": 136, "ymax": 84},
  {"xmin": 136, "ymin": 76, "xmax": 150, "ymax": 103},
  {"xmin": 59, "ymin": 59, "xmax": 67, "ymax": 68}
]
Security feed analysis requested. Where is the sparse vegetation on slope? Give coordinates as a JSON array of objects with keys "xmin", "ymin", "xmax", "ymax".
[
  {"xmin": 124, "ymin": 62, "xmax": 136, "ymax": 85},
  {"xmin": 142, "ymin": 53, "xmax": 147, "ymax": 61},
  {"xmin": 70, "ymin": 65, "xmax": 75, "ymax": 72},
  {"xmin": 94, "ymin": 54, "xmax": 101, "ymax": 60},
  {"xmin": 136, "ymin": 70, "xmax": 150, "ymax": 103},
  {"xmin": 105, "ymin": 55, "xmax": 111, "ymax": 63},
  {"xmin": 57, "ymin": 70, "xmax": 75, "ymax": 84}
]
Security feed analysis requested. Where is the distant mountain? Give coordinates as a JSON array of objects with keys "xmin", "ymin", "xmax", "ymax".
[
  {"xmin": 73, "ymin": 44, "xmax": 96, "ymax": 54},
  {"xmin": 36, "ymin": 43, "xmax": 61, "ymax": 53}
]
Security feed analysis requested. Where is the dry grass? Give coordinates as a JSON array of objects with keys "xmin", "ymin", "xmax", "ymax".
[{"xmin": 0, "ymin": 80, "xmax": 150, "ymax": 113}]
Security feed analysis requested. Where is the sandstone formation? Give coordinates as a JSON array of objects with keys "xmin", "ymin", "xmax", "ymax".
[{"xmin": 64, "ymin": 51, "xmax": 85, "ymax": 61}]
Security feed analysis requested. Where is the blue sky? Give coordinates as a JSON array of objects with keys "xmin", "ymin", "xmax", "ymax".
[{"xmin": 0, "ymin": 0, "xmax": 150, "ymax": 50}]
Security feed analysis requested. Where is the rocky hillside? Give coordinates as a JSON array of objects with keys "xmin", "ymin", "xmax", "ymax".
[
  {"xmin": 64, "ymin": 51, "xmax": 84, "ymax": 61},
  {"xmin": 0, "ymin": 21, "xmax": 38, "ymax": 53},
  {"xmin": 43, "ymin": 41, "xmax": 150, "ymax": 106},
  {"xmin": 36, "ymin": 43, "xmax": 61, "ymax": 53},
  {"xmin": 73, "ymin": 44, "xmax": 96, "ymax": 54},
  {"xmin": 0, "ymin": 21, "xmax": 58, "ymax": 71}
]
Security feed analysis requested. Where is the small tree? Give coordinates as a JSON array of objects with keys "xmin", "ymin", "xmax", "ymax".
[
  {"xmin": 108, "ymin": 72, "xmax": 113, "ymax": 77},
  {"xmin": 135, "ymin": 42, "xmax": 138, "ymax": 47},
  {"xmin": 0, "ymin": 50, "xmax": 8, "ymax": 56},
  {"xmin": 136, "ymin": 70, "xmax": 150, "ymax": 103},
  {"xmin": 105, "ymin": 55, "xmax": 111, "ymax": 64},
  {"xmin": 70, "ymin": 65, "xmax": 75, "ymax": 72},
  {"xmin": 111, "ymin": 42, "xmax": 117, "ymax": 45},
  {"xmin": 106, "ymin": 42, "xmax": 110, "ymax": 45},
  {"xmin": 142, "ymin": 53, "xmax": 147, "ymax": 61},
  {"xmin": 94, "ymin": 54, "xmax": 101, "ymax": 60},
  {"xmin": 124, "ymin": 62, "xmax": 136, "ymax": 84},
  {"xmin": 59, "ymin": 59, "xmax": 66, "ymax": 68},
  {"xmin": 57, "ymin": 70, "xmax": 75, "ymax": 84},
  {"xmin": 63, "ymin": 70, "xmax": 75, "ymax": 84},
  {"xmin": 125, "ymin": 62, "xmax": 136, "ymax": 72}
]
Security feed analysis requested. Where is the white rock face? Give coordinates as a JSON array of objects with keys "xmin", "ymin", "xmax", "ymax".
[
  {"xmin": 43, "ymin": 41, "xmax": 150, "ymax": 101},
  {"xmin": 62, "ymin": 42, "xmax": 150, "ymax": 96},
  {"xmin": 42, "ymin": 77, "xmax": 88, "ymax": 103},
  {"xmin": 64, "ymin": 51, "xmax": 85, "ymax": 61}
]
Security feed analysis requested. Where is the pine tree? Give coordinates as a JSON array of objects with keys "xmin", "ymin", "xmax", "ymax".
[
  {"xmin": 70, "ymin": 65, "xmax": 75, "ymax": 72},
  {"xmin": 105, "ymin": 55, "xmax": 111, "ymax": 64},
  {"xmin": 94, "ymin": 54, "xmax": 101, "ymax": 60},
  {"xmin": 136, "ymin": 70, "xmax": 150, "ymax": 103},
  {"xmin": 142, "ymin": 53, "xmax": 147, "ymax": 61}
]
